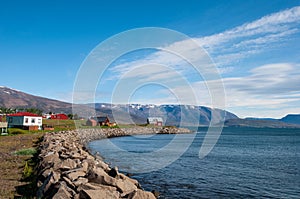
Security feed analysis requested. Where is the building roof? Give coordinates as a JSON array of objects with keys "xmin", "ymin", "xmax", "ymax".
[
  {"xmin": 8, "ymin": 112, "xmax": 41, "ymax": 117},
  {"xmin": 96, "ymin": 116, "xmax": 109, "ymax": 122},
  {"xmin": 147, "ymin": 117, "xmax": 163, "ymax": 122}
]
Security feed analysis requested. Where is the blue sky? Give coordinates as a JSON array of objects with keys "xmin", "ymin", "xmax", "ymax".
[{"xmin": 1, "ymin": 0, "xmax": 300, "ymax": 118}]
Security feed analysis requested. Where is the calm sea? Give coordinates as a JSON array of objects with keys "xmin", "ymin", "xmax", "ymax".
[{"xmin": 88, "ymin": 128, "xmax": 300, "ymax": 198}]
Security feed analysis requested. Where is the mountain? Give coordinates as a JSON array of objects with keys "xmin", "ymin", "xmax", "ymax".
[
  {"xmin": 224, "ymin": 118, "xmax": 300, "ymax": 128},
  {"xmin": 0, "ymin": 86, "xmax": 238, "ymax": 126},
  {"xmin": 280, "ymin": 114, "xmax": 300, "ymax": 125},
  {"xmin": 86, "ymin": 103, "xmax": 239, "ymax": 126},
  {"xmin": 2, "ymin": 86, "xmax": 299, "ymax": 128},
  {"xmin": 0, "ymin": 86, "xmax": 73, "ymax": 113}
]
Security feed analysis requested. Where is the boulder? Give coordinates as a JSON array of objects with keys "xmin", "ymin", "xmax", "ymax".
[
  {"xmin": 116, "ymin": 178, "xmax": 137, "ymax": 197},
  {"xmin": 73, "ymin": 177, "xmax": 89, "ymax": 187},
  {"xmin": 52, "ymin": 184, "xmax": 72, "ymax": 199},
  {"xmin": 59, "ymin": 159, "xmax": 77, "ymax": 170},
  {"xmin": 129, "ymin": 189, "xmax": 156, "ymax": 199},
  {"xmin": 67, "ymin": 171, "xmax": 86, "ymax": 181},
  {"xmin": 79, "ymin": 188, "xmax": 119, "ymax": 199},
  {"xmin": 78, "ymin": 182, "xmax": 118, "ymax": 192},
  {"xmin": 87, "ymin": 167, "xmax": 117, "ymax": 186},
  {"xmin": 118, "ymin": 173, "xmax": 139, "ymax": 187}
]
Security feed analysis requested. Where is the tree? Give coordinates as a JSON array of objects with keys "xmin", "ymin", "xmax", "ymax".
[{"xmin": 67, "ymin": 114, "xmax": 73, "ymax": 120}]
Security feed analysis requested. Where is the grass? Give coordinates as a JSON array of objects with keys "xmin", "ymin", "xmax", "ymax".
[
  {"xmin": 14, "ymin": 148, "xmax": 37, "ymax": 156},
  {"xmin": 43, "ymin": 119, "xmax": 86, "ymax": 131},
  {"xmin": 8, "ymin": 128, "xmax": 29, "ymax": 135},
  {"xmin": 0, "ymin": 132, "xmax": 43, "ymax": 198}
]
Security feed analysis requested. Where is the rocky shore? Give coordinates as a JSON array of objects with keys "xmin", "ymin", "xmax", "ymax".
[
  {"xmin": 77, "ymin": 127, "xmax": 191, "ymax": 144},
  {"xmin": 36, "ymin": 127, "xmax": 190, "ymax": 198}
]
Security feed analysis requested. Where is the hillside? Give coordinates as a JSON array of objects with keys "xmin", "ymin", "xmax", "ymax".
[
  {"xmin": 0, "ymin": 86, "xmax": 73, "ymax": 113},
  {"xmin": 0, "ymin": 86, "xmax": 238, "ymax": 126},
  {"xmin": 87, "ymin": 103, "xmax": 239, "ymax": 126},
  {"xmin": 280, "ymin": 114, "xmax": 300, "ymax": 125},
  {"xmin": 2, "ymin": 86, "xmax": 299, "ymax": 128},
  {"xmin": 224, "ymin": 118, "xmax": 300, "ymax": 128}
]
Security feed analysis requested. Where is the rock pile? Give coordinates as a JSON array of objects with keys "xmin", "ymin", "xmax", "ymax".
[
  {"xmin": 37, "ymin": 131, "xmax": 156, "ymax": 199},
  {"xmin": 77, "ymin": 127, "xmax": 191, "ymax": 144}
]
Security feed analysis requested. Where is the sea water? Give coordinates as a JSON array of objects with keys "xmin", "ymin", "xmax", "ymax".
[{"xmin": 88, "ymin": 128, "xmax": 300, "ymax": 198}]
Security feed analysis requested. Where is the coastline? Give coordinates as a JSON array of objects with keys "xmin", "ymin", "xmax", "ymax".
[
  {"xmin": 77, "ymin": 126, "xmax": 191, "ymax": 144},
  {"xmin": 36, "ymin": 127, "xmax": 190, "ymax": 198}
]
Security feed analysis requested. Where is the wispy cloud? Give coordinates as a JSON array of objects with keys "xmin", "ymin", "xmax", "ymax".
[
  {"xmin": 94, "ymin": 6, "xmax": 300, "ymax": 118},
  {"xmin": 196, "ymin": 6, "xmax": 300, "ymax": 68},
  {"xmin": 107, "ymin": 6, "xmax": 300, "ymax": 80}
]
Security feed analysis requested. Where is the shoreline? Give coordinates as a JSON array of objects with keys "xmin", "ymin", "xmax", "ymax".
[
  {"xmin": 77, "ymin": 126, "xmax": 191, "ymax": 145},
  {"xmin": 36, "ymin": 127, "xmax": 190, "ymax": 198}
]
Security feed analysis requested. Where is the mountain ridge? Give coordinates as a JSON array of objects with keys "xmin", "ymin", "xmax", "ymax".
[{"xmin": 1, "ymin": 86, "xmax": 299, "ymax": 128}]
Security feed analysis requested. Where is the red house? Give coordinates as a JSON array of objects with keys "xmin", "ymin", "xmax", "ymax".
[{"xmin": 51, "ymin": 113, "xmax": 69, "ymax": 120}]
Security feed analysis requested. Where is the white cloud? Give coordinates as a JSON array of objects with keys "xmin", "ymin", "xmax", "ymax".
[
  {"xmin": 133, "ymin": 63, "xmax": 300, "ymax": 118},
  {"xmin": 107, "ymin": 6, "xmax": 300, "ymax": 80},
  {"xmin": 91, "ymin": 6, "xmax": 300, "ymax": 118}
]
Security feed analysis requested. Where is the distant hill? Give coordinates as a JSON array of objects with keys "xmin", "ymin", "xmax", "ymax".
[
  {"xmin": 0, "ymin": 86, "xmax": 73, "ymax": 113},
  {"xmin": 224, "ymin": 118, "xmax": 300, "ymax": 128},
  {"xmin": 0, "ymin": 86, "xmax": 238, "ymax": 126},
  {"xmin": 1, "ymin": 86, "xmax": 299, "ymax": 128},
  {"xmin": 86, "ymin": 103, "xmax": 239, "ymax": 126},
  {"xmin": 280, "ymin": 114, "xmax": 300, "ymax": 125}
]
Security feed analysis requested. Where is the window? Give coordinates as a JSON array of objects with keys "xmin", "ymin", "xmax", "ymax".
[
  {"xmin": 31, "ymin": 118, "xmax": 35, "ymax": 123},
  {"xmin": 38, "ymin": 118, "xmax": 41, "ymax": 124},
  {"xmin": 25, "ymin": 118, "xmax": 29, "ymax": 123}
]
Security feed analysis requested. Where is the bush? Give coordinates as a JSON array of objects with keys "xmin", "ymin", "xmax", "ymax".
[{"xmin": 23, "ymin": 161, "xmax": 33, "ymax": 179}]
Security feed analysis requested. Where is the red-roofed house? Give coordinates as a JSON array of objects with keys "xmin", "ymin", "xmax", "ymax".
[
  {"xmin": 50, "ymin": 113, "xmax": 69, "ymax": 120},
  {"xmin": 7, "ymin": 112, "xmax": 42, "ymax": 130}
]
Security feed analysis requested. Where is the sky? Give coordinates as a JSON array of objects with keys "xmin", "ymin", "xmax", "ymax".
[{"xmin": 1, "ymin": 0, "xmax": 300, "ymax": 118}]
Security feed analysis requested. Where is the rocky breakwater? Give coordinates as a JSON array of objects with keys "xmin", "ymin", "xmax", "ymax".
[
  {"xmin": 77, "ymin": 127, "xmax": 191, "ymax": 144},
  {"xmin": 37, "ymin": 131, "xmax": 156, "ymax": 199}
]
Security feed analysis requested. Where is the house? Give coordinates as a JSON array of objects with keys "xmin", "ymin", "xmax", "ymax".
[
  {"xmin": 95, "ymin": 116, "xmax": 110, "ymax": 126},
  {"xmin": 86, "ymin": 116, "xmax": 116, "ymax": 127},
  {"xmin": 86, "ymin": 118, "xmax": 97, "ymax": 126},
  {"xmin": 147, "ymin": 117, "xmax": 163, "ymax": 126},
  {"xmin": 7, "ymin": 112, "xmax": 42, "ymax": 130},
  {"xmin": 50, "ymin": 113, "xmax": 69, "ymax": 120}
]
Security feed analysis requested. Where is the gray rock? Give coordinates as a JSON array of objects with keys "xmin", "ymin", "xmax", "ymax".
[
  {"xmin": 59, "ymin": 158, "xmax": 77, "ymax": 170},
  {"xmin": 79, "ymin": 188, "xmax": 119, "ymax": 199},
  {"xmin": 67, "ymin": 170, "xmax": 86, "ymax": 181},
  {"xmin": 73, "ymin": 177, "xmax": 89, "ymax": 187},
  {"xmin": 129, "ymin": 189, "xmax": 157, "ymax": 199},
  {"xmin": 52, "ymin": 184, "xmax": 72, "ymax": 199},
  {"xmin": 87, "ymin": 167, "xmax": 117, "ymax": 186},
  {"xmin": 116, "ymin": 178, "xmax": 137, "ymax": 197}
]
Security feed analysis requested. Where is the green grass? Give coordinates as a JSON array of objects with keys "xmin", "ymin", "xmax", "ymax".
[
  {"xmin": 8, "ymin": 128, "xmax": 29, "ymax": 135},
  {"xmin": 43, "ymin": 119, "xmax": 86, "ymax": 131},
  {"xmin": 14, "ymin": 148, "xmax": 37, "ymax": 156}
]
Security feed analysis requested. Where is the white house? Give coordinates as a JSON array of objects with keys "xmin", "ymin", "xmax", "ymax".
[
  {"xmin": 147, "ymin": 117, "xmax": 163, "ymax": 126},
  {"xmin": 7, "ymin": 112, "xmax": 42, "ymax": 130}
]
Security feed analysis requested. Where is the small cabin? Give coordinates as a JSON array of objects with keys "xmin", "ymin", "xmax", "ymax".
[
  {"xmin": 86, "ymin": 116, "xmax": 114, "ymax": 126},
  {"xmin": 86, "ymin": 118, "xmax": 98, "ymax": 126},
  {"xmin": 147, "ymin": 117, "xmax": 163, "ymax": 126},
  {"xmin": 96, "ymin": 116, "xmax": 110, "ymax": 126}
]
